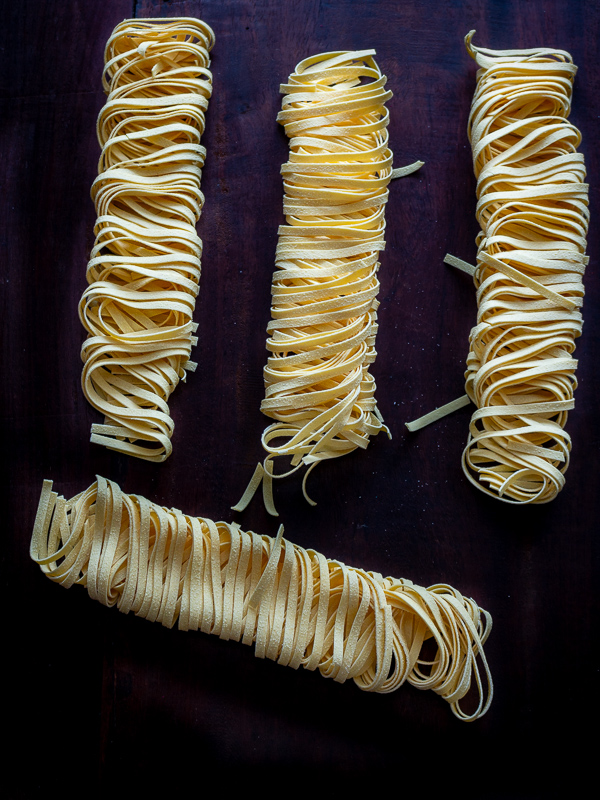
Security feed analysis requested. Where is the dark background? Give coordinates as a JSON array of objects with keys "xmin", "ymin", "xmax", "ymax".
[{"xmin": 3, "ymin": 0, "xmax": 598, "ymax": 795}]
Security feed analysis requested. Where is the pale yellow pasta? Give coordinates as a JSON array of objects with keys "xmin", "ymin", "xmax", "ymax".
[
  {"xmin": 79, "ymin": 17, "xmax": 214, "ymax": 462},
  {"xmin": 234, "ymin": 50, "xmax": 422, "ymax": 514},
  {"xmin": 31, "ymin": 477, "xmax": 493, "ymax": 721},
  {"xmin": 460, "ymin": 33, "xmax": 588, "ymax": 503}
]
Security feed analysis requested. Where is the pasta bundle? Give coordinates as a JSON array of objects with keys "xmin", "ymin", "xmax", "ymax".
[
  {"xmin": 79, "ymin": 18, "xmax": 215, "ymax": 462},
  {"xmin": 235, "ymin": 50, "xmax": 422, "ymax": 514},
  {"xmin": 31, "ymin": 477, "xmax": 493, "ymax": 721},
  {"xmin": 461, "ymin": 32, "xmax": 588, "ymax": 503}
]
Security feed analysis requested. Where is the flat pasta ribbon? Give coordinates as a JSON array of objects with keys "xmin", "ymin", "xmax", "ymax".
[
  {"xmin": 234, "ymin": 50, "xmax": 422, "ymax": 514},
  {"xmin": 79, "ymin": 17, "xmax": 215, "ymax": 462},
  {"xmin": 31, "ymin": 477, "xmax": 493, "ymax": 722}
]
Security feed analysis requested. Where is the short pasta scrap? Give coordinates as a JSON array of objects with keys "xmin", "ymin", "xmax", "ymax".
[
  {"xmin": 79, "ymin": 17, "xmax": 215, "ymax": 462},
  {"xmin": 31, "ymin": 477, "xmax": 493, "ymax": 721}
]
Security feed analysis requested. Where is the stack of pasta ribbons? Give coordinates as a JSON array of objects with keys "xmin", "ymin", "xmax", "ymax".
[
  {"xmin": 79, "ymin": 18, "xmax": 214, "ymax": 462},
  {"xmin": 462, "ymin": 33, "xmax": 588, "ymax": 503},
  {"xmin": 235, "ymin": 50, "xmax": 421, "ymax": 514},
  {"xmin": 31, "ymin": 477, "xmax": 493, "ymax": 721}
]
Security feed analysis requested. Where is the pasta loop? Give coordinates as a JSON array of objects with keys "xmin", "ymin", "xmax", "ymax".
[
  {"xmin": 79, "ymin": 17, "xmax": 215, "ymax": 462},
  {"xmin": 461, "ymin": 32, "xmax": 588, "ymax": 503},
  {"xmin": 234, "ymin": 50, "xmax": 422, "ymax": 514},
  {"xmin": 31, "ymin": 478, "xmax": 493, "ymax": 721}
]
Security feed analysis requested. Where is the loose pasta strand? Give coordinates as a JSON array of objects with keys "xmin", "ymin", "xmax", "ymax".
[
  {"xmin": 79, "ymin": 17, "xmax": 215, "ymax": 462},
  {"xmin": 234, "ymin": 50, "xmax": 422, "ymax": 515},
  {"xmin": 31, "ymin": 477, "xmax": 493, "ymax": 721}
]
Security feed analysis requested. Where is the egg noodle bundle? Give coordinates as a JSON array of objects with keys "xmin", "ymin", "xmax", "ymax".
[
  {"xmin": 234, "ymin": 50, "xmax": 422, "ymax": 515},
  {"xmin": 79, "ymin": 18, "xmax": 215, "ymax": 462},
  {"xmin": 409, "ymin": 33, "xmax": 588, "ymax": 504},
  {"xmin": 460, "ymin": 32, "xmax": 589, "ymax": 503},
  {"xmin": 31, "ymin": 477, "xmax": 493, "ymax": 721}
]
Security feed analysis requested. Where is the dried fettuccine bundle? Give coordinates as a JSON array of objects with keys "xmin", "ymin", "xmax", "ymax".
[
  {"xmin": 235, "ymin": 50, "xmax": 422, "ymax": 514},
  {"xmin": 31, "ymin": 477, "xmax": 493, "ymax": 721},
  {"xmin": 459, "ymin": 32, "xmax": 588, "ymax": 503},
  {"xmin": 79, "ymin": 17, "xmax": 215, "ymax": 462}
]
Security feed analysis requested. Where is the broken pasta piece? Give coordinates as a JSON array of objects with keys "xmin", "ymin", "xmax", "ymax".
[
  {"xmin": 460, "ymin": 32, "xmax": 588, "ymax": 503},
  {"xmin": 79, "ymin": 17, "xmax": 215, "ymax": 462},
  {"xmin": 234, "ymin": 50, "xmax": 422, "ymax": 514},
  {"xmin": 31, "ymin": 477, "xmax": 493, "ymax": 721}
]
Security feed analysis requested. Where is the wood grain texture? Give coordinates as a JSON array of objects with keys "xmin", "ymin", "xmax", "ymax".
[{"xmin": 3, "ymin": 0, "xmax": 598, "ymax": 795}]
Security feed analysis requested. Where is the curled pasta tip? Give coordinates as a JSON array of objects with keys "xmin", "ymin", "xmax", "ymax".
[
  {"xmin": 80, "ymin": 17, "xmax": 215, "ymax": 462},
  {"xmin": 31, "ymin": 478, "xmax": 494, "ymax": 721},
  {"xmin": 237, "ymin": 50, "xmax": 422, "ymax": 512},
  {"xmin": 459, "ymin": 36, "xmax": 587, "ymax": 504},
  {"xmin": 301, "ymin": 460, "xmax": 319, "ymax": 506},
  {"xmin": 464, "ymin": 30, "xmax": 477, "ymax": 59}
]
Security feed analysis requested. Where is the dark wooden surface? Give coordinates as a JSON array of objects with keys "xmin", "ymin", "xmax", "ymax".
[{"xmin": 3, "ymin": 0, "xmax": 598, "ymax": 795}]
